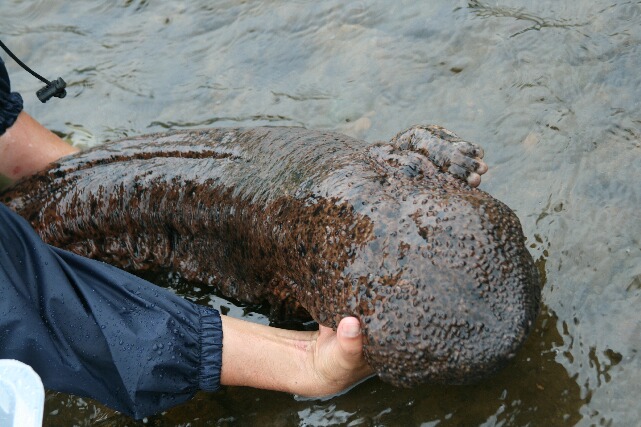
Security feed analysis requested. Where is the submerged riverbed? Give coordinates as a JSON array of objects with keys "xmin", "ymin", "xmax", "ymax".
[{"xmin": 2, "ymin": 0, "xmax": 641, "ymax": 425}]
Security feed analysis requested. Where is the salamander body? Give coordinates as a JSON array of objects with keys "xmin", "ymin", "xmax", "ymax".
[{"xmin": 2, "ymin": 125, "xmax": 540, "ymax": 386}]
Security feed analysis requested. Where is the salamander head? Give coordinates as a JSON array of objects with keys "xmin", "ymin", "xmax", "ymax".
[
  {"xmin": 288, "ymin": 125, "xmax": 540, "ymax": 386},
  {"xmin": 334, "ymin": 168, "xmax": 541, "ymax": 386}
]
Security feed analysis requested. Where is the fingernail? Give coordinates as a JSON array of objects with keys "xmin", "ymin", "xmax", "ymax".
[{"xmin": 342, "ymin": 322, "xmax": 361, "ymax": 338}]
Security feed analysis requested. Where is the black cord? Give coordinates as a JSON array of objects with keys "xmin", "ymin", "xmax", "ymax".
[
  {"xmin": 0, "ymin": 39, "xmax": 67, "ymax": 103},
  {"xmin": 0, "ymin": 39, "xmax": 50, "ymax": 84}
]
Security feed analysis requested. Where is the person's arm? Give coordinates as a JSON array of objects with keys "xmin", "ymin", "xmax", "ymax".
[
  {"xmin": 0, "ymin": 111, "xmax": 78, "ymax": 181},
  {"xmin": 0, "ymin": 202, "xmax": 222, "ymax": 419},
  {"xmin": 221, "ymin": 315, "xmax": 373, "ymax": 397},
  {"xmin": 0, "ymin": 201, "xmax": 372, "ymax": 419},
  {"xmin": 0, "ymin": 55, "xmax": 78, "ymax": 183}
]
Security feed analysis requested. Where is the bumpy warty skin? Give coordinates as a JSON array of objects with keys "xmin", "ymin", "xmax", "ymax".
[{"xmin": 2, "ymin": 126, "xmax": 541, "ymax": 386}]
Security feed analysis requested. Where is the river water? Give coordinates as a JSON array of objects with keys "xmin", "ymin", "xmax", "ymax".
[{"xmin": 1, "ymin": 0, "xmax": 640, "ymax": 425}]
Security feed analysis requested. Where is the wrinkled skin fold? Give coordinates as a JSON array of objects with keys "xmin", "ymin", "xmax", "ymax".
[{"xmin": 1, "ymin": 126, "xmax": 541, "ymax": 386}]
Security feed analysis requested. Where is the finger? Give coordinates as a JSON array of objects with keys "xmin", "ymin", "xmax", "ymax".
[
  {"xmin": 450, "ymin": 152, "xmax": 484, "ymax": 174},
  {"xmin": 467, "ymin": 172, "xmax": 481, "ymax": 188},
  {"xmin": 455, "ymin": 140, "xmax": 484, "ymax": 159},
  {"xmin": 476, "ymin": 159, "xmax": 488, "ymax": 174},
  {"xmin": 447, "ymin": 163, "xmax": 469, "ymax": 182},
  {"xmin": 447, "ymin": 162, "xmax": 485, "ymax": 188},
  {"xmin": 336, "ymin": 317, "xmax": 364, "ymax": 359}
]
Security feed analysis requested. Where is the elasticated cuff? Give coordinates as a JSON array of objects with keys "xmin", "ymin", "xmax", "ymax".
[
  {"xmin": 0, "ymin": 91, "xmax": 23, "ymax": 135},
  {"xmin": 198, "ymin": 305, "xmax": 223, "ymax": 392}
]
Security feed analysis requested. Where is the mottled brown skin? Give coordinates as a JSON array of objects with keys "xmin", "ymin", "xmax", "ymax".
[{"xmin": 1, "ymin": 125, "xmax": 540, "ymax": 386}]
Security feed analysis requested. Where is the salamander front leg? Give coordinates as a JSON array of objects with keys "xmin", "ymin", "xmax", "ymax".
[{"xmin": 390, "ymin": 125, "xmax": 488, "ymax": 187}]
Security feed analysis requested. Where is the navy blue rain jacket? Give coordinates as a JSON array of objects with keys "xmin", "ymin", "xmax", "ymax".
[
  {"xmin": 0, "ymin": 56, "xmax": 23, "ymax": 135},
  {"xmin": 0, "ymin": 203, "xmax": 223, "ymax": 419}
]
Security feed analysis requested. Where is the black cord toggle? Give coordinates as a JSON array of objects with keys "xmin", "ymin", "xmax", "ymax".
[
  {"xmin": 36, "ymin": 77, "xmax": 66, "ymax": 102},
  {"xmin": 0, "ymin": 39, "xmax": 68, "ymax": 103}
]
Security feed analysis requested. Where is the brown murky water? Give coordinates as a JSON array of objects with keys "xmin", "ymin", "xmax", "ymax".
[{"xmin": 1, "ymin": 0, "xmax": 640, "ymax": 425}]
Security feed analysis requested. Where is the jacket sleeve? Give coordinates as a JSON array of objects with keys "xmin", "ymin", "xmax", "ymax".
[
  {"xmin": 0, "ymin": 56, "xmax": 24, "ymax": 135},
  {"xmin": 0, "ymin": 203, "xmax": 223, "ymax": 419}
]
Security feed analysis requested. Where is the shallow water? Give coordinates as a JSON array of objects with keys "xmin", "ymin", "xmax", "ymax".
[{"xmin": 2, "ymin": 0, "xmax": 641, "ymax": 425}]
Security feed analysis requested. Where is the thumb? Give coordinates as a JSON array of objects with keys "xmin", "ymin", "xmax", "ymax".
[{"xmin": 336, "ymin": 317, "xmax": 365, "ymax": 360}]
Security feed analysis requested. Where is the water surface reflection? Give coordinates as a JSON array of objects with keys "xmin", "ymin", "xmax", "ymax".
[{"xmin": 2, "ymin": 0, "xmax": 641, "ymax": 425}]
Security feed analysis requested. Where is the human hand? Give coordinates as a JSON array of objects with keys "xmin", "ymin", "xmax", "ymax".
[
  {"xmin": 220, "ymin": 315, "xmax": 374, "ymax": 397},
  {"xmin": 301, "ymin": 317, "xmax": 375, "ymax": 397}
]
